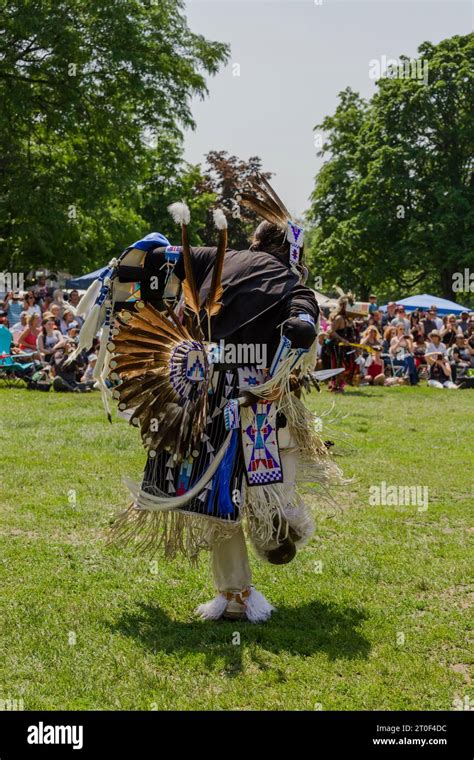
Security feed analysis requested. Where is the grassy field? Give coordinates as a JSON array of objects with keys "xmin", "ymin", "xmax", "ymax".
[{"xmin": 0, "ymin": 384, "xmax": 472, "ymax": 711}]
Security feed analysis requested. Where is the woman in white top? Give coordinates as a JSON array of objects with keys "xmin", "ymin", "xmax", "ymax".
[
  {"xmin": 37, "ymin": 318, "xmax": 64, "ymax": 362},
  {"xmin": 22, "ymin": 291, "xmax": 42, "ymax": 318}
]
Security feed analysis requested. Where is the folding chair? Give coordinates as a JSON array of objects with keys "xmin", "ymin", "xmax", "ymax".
[
  {"xmin": 381, "ymin": 352, "xmax": 407, "ymax": 381},
  {"xmin": 0, "ymin": 325, "xmax": 37, "ymax": 388}
]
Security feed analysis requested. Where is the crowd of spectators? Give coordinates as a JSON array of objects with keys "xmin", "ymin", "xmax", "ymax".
[
  {"xmin": 2, "ymin": 283, "xmax": 474, "ymax": 393},
  {"xmin": 0, "ymin": 281, "xmax": 98, "ymax": 392},
  {"xmin": 317, "ymin": 297, "xmax": 474, "ymax": 390}
]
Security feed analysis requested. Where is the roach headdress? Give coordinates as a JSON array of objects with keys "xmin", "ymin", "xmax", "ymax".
[{"xmin": 238, "ymin": 173, "xmax": 304, "ymax": 274}]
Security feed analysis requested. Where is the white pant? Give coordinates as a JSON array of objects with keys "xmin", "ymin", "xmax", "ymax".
[
  {"xmin": 427, "ymin": 379, "xmax": 457, "ymax": 389},
  {"xmin": 211, "ymin": 443, "xmax": 303, "ymax": 593}
]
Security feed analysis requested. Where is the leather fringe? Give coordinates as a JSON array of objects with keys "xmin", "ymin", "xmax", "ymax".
[{"xmin": 107, "ymin": 504, "xmax": 239, "ymax": 563}]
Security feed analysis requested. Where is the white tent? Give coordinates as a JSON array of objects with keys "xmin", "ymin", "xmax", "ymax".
[{"xmin": 313, "ymin": 290, "xmax": 338, "ymax": 309}]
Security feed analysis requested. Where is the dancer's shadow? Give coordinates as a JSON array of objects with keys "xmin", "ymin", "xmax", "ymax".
[{"xmin": 109, "ymin": 599, "xmax": 371, "ymax": 677}]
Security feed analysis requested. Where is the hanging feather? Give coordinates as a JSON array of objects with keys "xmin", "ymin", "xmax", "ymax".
[
  {"xmin": 167, "ymin": 202, "xmax": 201, "ymax": 320},
  {"xmin": 203, "ymin": 209, "xmax": 228, "ymax": 337}
]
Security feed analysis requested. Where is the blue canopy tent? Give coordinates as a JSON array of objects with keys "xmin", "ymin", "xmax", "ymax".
[
  {"xmin": 65, "ymin": 267, "xmax": 108, "ymax": 290},
  {"xmin": 379, "ymin": 294, "xmax": 470, "ymax": 316}
]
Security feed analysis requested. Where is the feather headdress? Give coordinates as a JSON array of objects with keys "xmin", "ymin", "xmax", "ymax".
[
  {"xmin": 239, "ymin": 172, "xmax": 291, "ymax": 230},
  {"xmin": 238, "ymin": 173, "xmax": 305, "ymax": 273}
]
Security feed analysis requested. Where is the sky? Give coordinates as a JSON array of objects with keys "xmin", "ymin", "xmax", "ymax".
[{"xmin": 183, "ymin": 0, "xmax": 473, "ymax": 217}]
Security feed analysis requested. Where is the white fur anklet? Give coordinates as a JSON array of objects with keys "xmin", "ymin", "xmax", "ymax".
[{"xmin": 196, "ymin": 586, "xmax": 275, "ymax": 623}]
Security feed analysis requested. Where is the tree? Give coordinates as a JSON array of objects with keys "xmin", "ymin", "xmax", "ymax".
[
  {"xmin": 0, "ymin": 0, "xmax": 229, "ymax": 272},
  {"xmin": 307, "ymin": 34, "xmax": 474, "ymax": 300},
  {"xmin": 140, "ymin": 134, "xmax": 217, "ymax": 246},
  {"xmin": 199, "ymin": 151, "xmax": 273, "ymax": 250}
]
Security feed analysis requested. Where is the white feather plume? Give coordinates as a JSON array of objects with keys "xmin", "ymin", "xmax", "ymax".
[
  {"xmin": 213, "ymin": 208, "xmax": 228, "ymax": 230},
  {"xmin": 167, "ymin": 202, "xmax": 190, "ymax": 226}
]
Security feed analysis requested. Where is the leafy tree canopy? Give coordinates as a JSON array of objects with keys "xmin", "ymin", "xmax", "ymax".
[
  {"xmin": 306, "ymin": 34, "xmax": 474, "ymax": 301},
  {"xmin": 0, "ymin": 0, "xmax": 229, "ymax": 272}
]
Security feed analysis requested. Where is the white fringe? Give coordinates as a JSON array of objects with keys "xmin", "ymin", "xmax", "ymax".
[
  {"xmin": 75, "ymin": 278, "xmax": 101, "ymax": 317},
  {"xmin": 66, "ymin": 301, "xmax": 105, "ymax": 363}
]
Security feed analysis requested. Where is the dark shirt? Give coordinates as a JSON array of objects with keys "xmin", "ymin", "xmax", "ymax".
[
  {"xmin": 429, "ymin": 362, "xmax": 449, "ymax": 381},
  {"xmin": 119, "ymin": 246, "xmax": 319, "ymax": 360},
  {"xmin": 422, "ymin": 318, "xmax": 437, "ymax": 337}
]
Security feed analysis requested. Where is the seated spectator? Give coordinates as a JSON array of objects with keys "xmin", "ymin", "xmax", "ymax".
[
  {"xmin": 371, "ymin": 310, "xmax": 382, "ymax": 329},
  {"xmin": 361, "ymin": 349, "xmax": 385, "ymax": 385},
  {"xmin": 382, "ymin": 326, "xmax": 396, "ymax": 354},
  {"xmin": 0, "ymin": 309, "xmax": 12, "ymax": 335},
  {"xmin": 60, "ymin": 309, "xmax": 76, "ymax": 335},
  {"xmin": 368, "ymin": 294, "xmax": 378, "ymax": 313},
  {"xmin": 10, "ymin": 310, "xmax": 28, "ymax": 344},
  {"xmin": 421, "ymin": 309, "xmax": 439, "ymax": 337},
  {"xmin": 52, "ymin": 288, "xmax": 66, "ymax": 316},
  {"xmin": 427, "ymin": 354, "xmax": 458, "ymax": 389},
  {"xmin": 425, "ymin": 330, "xmax": 448, "ymax": 365},
  {"xmin": 48, "ymin": 303, "xmax": 62, "ymax": 329},
  {"xmin": 413, "ymin": 333, "xmax": 428, "ymax": 370},
  {"xmin": 467, "ymin": 326, "xmax": 474, "ymax": 363},
  {"xmin": 429, "ymin": 305, "xmax": 444, "ymax": 330},
  {"xmin": 32, "ymin": 274, "xmax": 50, "ymax": 304},
  {"xmin": 23, "ymin": 290, "xmax": 42, "ymax": 317},
  {"xmin": 441, "ymin": 314, "xmax": 460, "ymax": 348},
  {"xmin": 410, "ymin": 310, "xmax": 424, "ymax": 338},
  {"xmin": 4, "ymin": 290, "xmax": 24, "ymax": 327},
  {"xmin": 390, "ymin": 307, "xmax": 410, "ymax": 334},
  {"xmin": 457, "ymin": 312, "xmax": 470, "ymax": 336},
  {"xmin": 448, "ymin": 347, "xmax": 470, "ymax": 384},
  {"xmin": 37, "ymin": 318, "xmax": 64, "ymax": 362},
  {"xmin": 448, "ymin": 334, "xmax": 471, "ymax": 364},
  {"xmin": 389, "ymin": 325, "xmax": 419, "ymax": 385},
  {"xmin": 382, "ymin": 302, "xmax": 397, "ymax": 328},
  {"xmin": 18, "ymin": 313, "xmax": 41, "ymax": 354},
  {"xmin": 41, "ymin": 293, "xmax": 54, "ymax": 314},
  {"xmin": 51, "ymin": 341, "xmax": 92, "ymax": 392},
  {"xmin": 361, "ymin": 326, "xmax": 382, "ymax": 351},
  {"xmin": 66, "ymin": 321, "xmax": 80, "ymax": 342},
  {"xmin": 67, "ymin": 289, "xmax": 81, "ymax": 310}
]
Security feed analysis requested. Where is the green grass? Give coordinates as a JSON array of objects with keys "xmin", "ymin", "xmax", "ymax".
[{"xmin": 0, "ymin": 385, "xmax": 472, "ymax": 710}]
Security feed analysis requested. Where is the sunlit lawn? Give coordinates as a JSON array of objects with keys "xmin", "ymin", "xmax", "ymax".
[{"xmin": 0, "ymin": 384, "xmax": 472, "ymax": 710}]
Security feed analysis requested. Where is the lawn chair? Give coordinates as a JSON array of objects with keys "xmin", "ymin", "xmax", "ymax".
[
  {"xmin": 0, "ymin": 325, "xmax": 37, "ymax": 388},
  {"xmin": 381, "ymin": 352, "xmax": 407, "ymax": 381}
]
